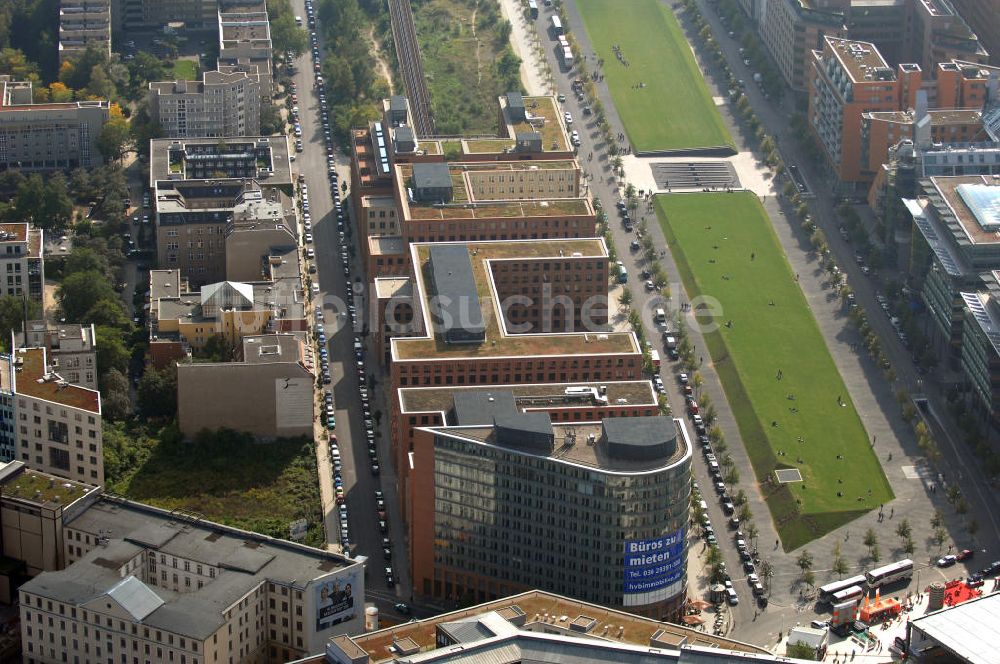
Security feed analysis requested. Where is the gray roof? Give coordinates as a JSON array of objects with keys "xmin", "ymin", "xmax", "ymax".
[
  {"xmin": 494, "ymin": 413, "xmax": 554, "ymax": 454},
  {"xmin": 390, "ymin": 95, "xmax": 408, "ymax": 112},
  {"xmin": 516, "ymin": 131, "xmax": 541, "ymax": 142},
  {"xmin": 428, "ymin": 244, "xmax": 485, "ymax": 343},
  {"xmin": 439, "ymin": 617, "xmax": 499, "ymax": 644},
  {"xmin": 412, "ymin": 162, "xmax": 454, "ymax": 191},
  {"xmin": 506, "ymin": 91, "xmax": 525, "ymax": 109},
  {"xmin": 396, "ymin": 126, "xmax": 416, "ymax": 143},
  {"xmin": 106, "ymin": 576, "xmax": 165, "ymax": 621},
  {"xmin": 910, "ymin": 592, "xmax": 1000, "ymax": 664},
  {"xmin": 452, "ymin": 390, "xmax": 517, "ymax": 426},
  {"xmin": 602, "ymin": 416, "xmax": 678, "ymax": 462},
  {"xmin": 19, "ymin": 496, "xmax": 360, "ymax": 640}
]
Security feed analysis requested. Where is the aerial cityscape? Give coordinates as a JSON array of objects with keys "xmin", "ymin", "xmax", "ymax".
[{"xmin": 0, "ymin": 0, "xmax": 996, "ymax": 660}]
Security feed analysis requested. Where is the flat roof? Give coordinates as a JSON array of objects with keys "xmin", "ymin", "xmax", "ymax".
[
  {"xmin": 398, "ymin": 381, "xmax": 657, "ymax": 415},
  {"xmin": 910, "ymin": 592, "xmax": 1000, "ymax": 664},
  {"xmin": 326, "ymin": 590, "xmax": 765, "ymax": 664},
  {"xmin": 12, "ymin": 347, "xmax": 100, "ymax": 413},
  {"xmin": 149, "ymin": 136, "xmax": 292, "ymax": 189},
  {"xmin": 824, "ymin": 37, "xmax": 893, "ymax": 83},
  {"xmin": 926, "ymin": 175, "xmax": 1000, "ymax": 246},
  {"xmin": 374, "ymin": 277, "xmax": 412, "ymax": 299},
  {"xmin": 0, "ymin": 464, "xmax": 95, "ymax": 507},
  {"xmin": 427, "ymin": 244, "xmax": 485, "ymax": 343},
  {"xmin": 425, "ymin": 416, "xmax": 689, "ymax": 474},
  {"xmin": 865, "ymin": 109, "xmax": 984, "ymax": 125},
  {"xmin": 501, "ymin": 95, "xmax": 569, "ymax": 153},
  {"xmin": 369, "ymin": 235, "xmax": 406, "ymax": 256},
  {"xmin": 396, "ymin": 161, "xmax": 591, "ymax": 221},
  {"xmin": 393, "ymin": 240, "xmax": 637, "ymax": 361}
]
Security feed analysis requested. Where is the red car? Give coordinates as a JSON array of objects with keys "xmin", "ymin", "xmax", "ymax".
[{"xmin": 957, "ymin": 549, "xmax": 974, "ymax": 561}]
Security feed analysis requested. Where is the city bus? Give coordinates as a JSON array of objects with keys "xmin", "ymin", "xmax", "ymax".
[
  {"xmin": 830, "ymin": 585, "xmax": 865, "ymax": 604},
  {"xmin": 865, "ymin": 559, "xmax": 914, "ymax": 589},
  {"xmin": 528, "ymin": 0, "xmax": 538, "ymax": 18},
  {"xmin": 550, "ymin": 15, "xmax": 563, "ymax": 35},
  {"xmin": 818, "ymin": 575, "xmax": 867, "ymax": 604}
]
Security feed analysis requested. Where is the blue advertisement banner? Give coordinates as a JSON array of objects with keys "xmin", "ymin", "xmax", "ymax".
[{"xmin": 622, "ymin": 528, "xmax": 686, "ymax": 595}]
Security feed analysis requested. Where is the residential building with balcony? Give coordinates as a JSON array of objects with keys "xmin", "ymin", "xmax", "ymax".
[
  {"xmin": 149, "ymin": 71, "xmax": 261, "ymax": 139},
  {"xmin": 19, "ymin": 322, "xmax": 97, "ymax": 390},
  {"xmin": 111, "ymin": 0, "xmax": 216, "ymax": 30},
  {"xmin": 0, "ymin": 223, "xmax": 44, "ymax": 306},
  {"xmin": 0, "ymin": 347, "xmax": 102, "ymax": 485},
  {"xmin": 408, "ymin": 413, "xmax": 692, "ymax": 621},
  {"xmin": 217, "ymin": 2, "xmax": 273, "ymax": 98},
  {"xmin": 58, "ymin": 0, "xmax": 111, "ymax": 63},
  {"xmin": 177, "ymin": 333, "xmax": 315, "ymax": 440},
  {"xmin": 0, "ymin": 77, "xmax": 108, "ymax": 172}
]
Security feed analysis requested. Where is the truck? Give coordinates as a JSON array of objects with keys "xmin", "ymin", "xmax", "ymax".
[
  {"xmin": 562, "ymin": 47, "xmax": 574, "ymax": 67},
  {"xmin": 650, "ymin": 350, "xmax": 661, "ymax": 369},
  {"xmin": 528, "ymin": 0, "xmax": 538, "ymax": 18}
]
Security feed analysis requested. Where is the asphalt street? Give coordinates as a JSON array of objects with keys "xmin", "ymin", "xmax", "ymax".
[{"xmin": 287, "ymin": 0, "xmax": 411, "ymax": 621}]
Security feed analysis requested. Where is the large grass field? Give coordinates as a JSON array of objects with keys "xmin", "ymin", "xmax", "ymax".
[
  {"xmin": 576, "ymin": 0, "xmax": 732, "ymax": 152},
  {"xmin": 656, "ymin": 193, "xmax": 892, "ymax": 549}
]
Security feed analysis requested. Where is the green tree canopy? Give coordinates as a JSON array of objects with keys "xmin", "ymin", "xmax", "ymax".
[
  {"xmin": 137, "ymin": 366, "xmax": 177, "ymax": 420},
  {"xmin": 98, "ymin": 116, "xmax": 132, "ymax": 162},
  {"xmin": 0, "ymin": 294, "xmax": 39, "ymax": 350},
  {"xmin": 95, "ymin": 325, "xmax": 130, "ymax": 375},
  {"xmin": 58, "ymin": 270, "xmax": 117, "ymax": 321}
]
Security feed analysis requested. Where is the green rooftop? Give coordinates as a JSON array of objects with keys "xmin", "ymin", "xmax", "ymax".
[
  {"xmin": 392, "ymin": 240, "xmax": 638, "ymax": 360},
  {"xmin": 3, "ymin": 469, "xmax": 92, "ymax": 505}
]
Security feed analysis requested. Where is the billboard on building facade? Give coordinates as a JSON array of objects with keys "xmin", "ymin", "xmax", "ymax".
[
  {"xmin": 315, "ymin": 568, "xmax": 361, "ymax": 632},
  {"xmin": 622, "ymin": 528, "xmax": 686, "ymax": 606}
]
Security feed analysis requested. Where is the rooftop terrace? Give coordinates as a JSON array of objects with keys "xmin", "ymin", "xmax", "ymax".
[
  {"xmin": 399, "ymin": 381, "xmax": 657, "ymax": 414},
  {"xmin": 826, "ymin": 37, "xmax": 893, "ymax": 83},
  {"xmin": 392, "ymin": 240, "xmax": 637, "ymax": 360},
  {"xmin": 0, "ymin": 467, "xmax": 93, "ymax": 506},
  {"xmin": 396, "ymin": 161, "xmax": 591, "ymax": 221},
  {"xmin": 332, "ymin": 590, "xmax": 762, "ymax": 664}
]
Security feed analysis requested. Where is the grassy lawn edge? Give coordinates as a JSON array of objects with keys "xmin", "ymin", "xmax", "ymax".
[{"xmin": 656, "ymin": 193, "xmax": 889, "ymax": 550}]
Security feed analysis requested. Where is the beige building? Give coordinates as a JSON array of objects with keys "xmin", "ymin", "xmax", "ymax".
[
  {"xmin": 177, "ymin": 333, "xmax": 315, "ymax": 439},
  {"xmin": 19, "ymin": 322, "xmax": 97, "ymax": 390},
  {"xmin": 217, "ymin": 2, "xmax": 274, "ymax": 98},
  {"xmin": 12, "ymin": 483, "xmax": 365, "ymax": 664},
  {"xmin": 149, "ymin": 70, "xmax": 261, "ymax": 139},
  {"xmin": 0, "ymin": 223, "xmax": 44, "ymax": 305},
  {"xmin": 111, "ymin": 0, "xmax": 216, "ymax": 30},
  {"xmin": 58, "ymin": 0, "xmax": 111, "ymax": 63},
  {"xmin": 0, "ymin": 347, "xmax": 103, "ymax": 485},
  {"xmin": 0, "ymin": 76, "xmax": 109, "ymax": 171}
]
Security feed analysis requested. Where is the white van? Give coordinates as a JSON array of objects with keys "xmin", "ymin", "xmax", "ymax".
[{"xmin": 654, "ymin": 308, "xmax": 667, "ymax": 323}]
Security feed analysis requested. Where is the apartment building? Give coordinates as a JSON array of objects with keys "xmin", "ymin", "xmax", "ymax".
[
  {"xmin": 217, "ymin": 2, "xmax": 274, "ymax": 98},
  {"xmin": 0, "ymin": 77, "xmax": 108, "ymax": 172},
  {"xmin": 151, "ymin": 265, "xmax": 306, "ymax": 355},
  {"xmin": 0, "ymin": 347, "xmax": 102, "ymax": 485},
  {"xmin": 13, "ymin": 487, "xmax": 365, "ymax": 664},
  {"xmin": 177, "ymin": 333, "xmax": 315, "ymax": 439},
  {"xmin": 861, "ymin": 107, "xmax": 986, "ymax": 180},
  {"xmin": 408, "ymin": 413, "xmax": 691, "ymax": 621},
  {"xmin": 956, "ymin": 0, "xmax": 1000, "ymax": 66},
  {"xmin": 111, "ymin": 0, "xmax": 216, "ymax": 30},
  {"xmin": 392, "ymin": 381, "xmax": 661, "ymax": 522},
  {"xmin": 149, "ymin": 71, "xmax": 261, "ymax": 139},
  {"xmin": 903, "ymin": 175, "xmax": 1000, "ymax": 362},
  {"xmin": 19, "ymin": 322, "xmax": 97, "ymax": 390},
  {"xmin": 762, "ymin": 0, "xmax": 986, "ymax": 92},
  {"xmin": 0, "ymin": 223, "xmax": 44, "ymax": 305},
  {"xmin": 150, "ymin": 136, "xmax": 297, "ymax": 285},
  {"xmin": 301, "ymin": 590, "xmax": 769, "ymax": 664},
  {"xmin": 58, "ymin": 0, "xmax": 111, "ymax": 63}
]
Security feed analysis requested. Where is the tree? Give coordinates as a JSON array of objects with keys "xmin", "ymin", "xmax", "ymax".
[
  {"xmin": 98, "ymin": 116, "xmax": 132, "ymax": 162},
  {"xmin": 903, "ymin": 537, "xmax": 916, "ymax": 555},
  {"xmin": 796, "ymin": 549, "xmax": 814, "ymax": 573},
  {"xmin": 863, "ymin": 527, "xmax": 878, "ymax": 555},
  {"xmin": 100, "ymin": 368, "xmax": 132, "ymax": 420},
  {"xmin": 759, "ymin": 559, "xmax": 774, "ymax": 593},
  {"xmin": 65, "ymin": 247, "xmax": 110, "ymax": 277},
  {"xmin": 127, "ymin": 51, "xmax": 168, "ymax": 86},
  {"xmin": 58, "ymin": 270, "xmax": 117, "ymax": 321},
  {"xmin": 931, "ymin": 509, "xmax": 944, "ymax": 530},
  {"xmin": 786, "ymin": 642, "xmax": 817, "ymax": 661},
  {"xmin": 0, "ymin": 294, "xmax": 39, "ymax": 350},
  {"xmin": 832, "ymin": 554, "xmax": 849, "ymax": 578},
  {"xmin": 137, "ymin": 366, "xmax": 178, "ymax": 420},
  {"xmin": 85, "ymin": 298, "xmax": 131, "ymax": 329},
  {"xmin": 802, "ymin": 568, "xmax": 816, "ymax": 589},
  {"xmin": 933, "ymin": 526, "xmax": 947, "ymax": 549},
  {"xmin": 270, "ymin": 12, "xmax": 308, "ymax": 56},
  {"xmin": 895, "ymin": 519, "xmax": 912, "ymax": 544},
  {"xmin": 259, "ymin": 102, "xmax": 283, "ymax": 136},
  {"xmin": 618, "ymin": 289, "xmax": 633, "ymax": 308},
  {"xmin": 48, "ymin": 81, "xmax": 73, "ymax": 102},
  {"xmin": 0, "ymin": 48, "xmax": 40, "ymax": 83},
  {"xmin": 95, "ymin": 325, "xmax": 130, "ymax": 376},
  {"xmin": 871, "ymin": 544, "xmax": 881, "ymax": 563},
  {"xmin": 84, "ymin": 63, "xmax": 115, "ymax": 100},
  {"xmin": 13, "ymin": 173, "xmax": 72, "ymax": 229}
]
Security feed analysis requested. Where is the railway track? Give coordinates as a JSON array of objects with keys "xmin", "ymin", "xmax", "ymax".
[{"xmin": 387, "ymin": 0, "xmax": 435, "ymax": 136}]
